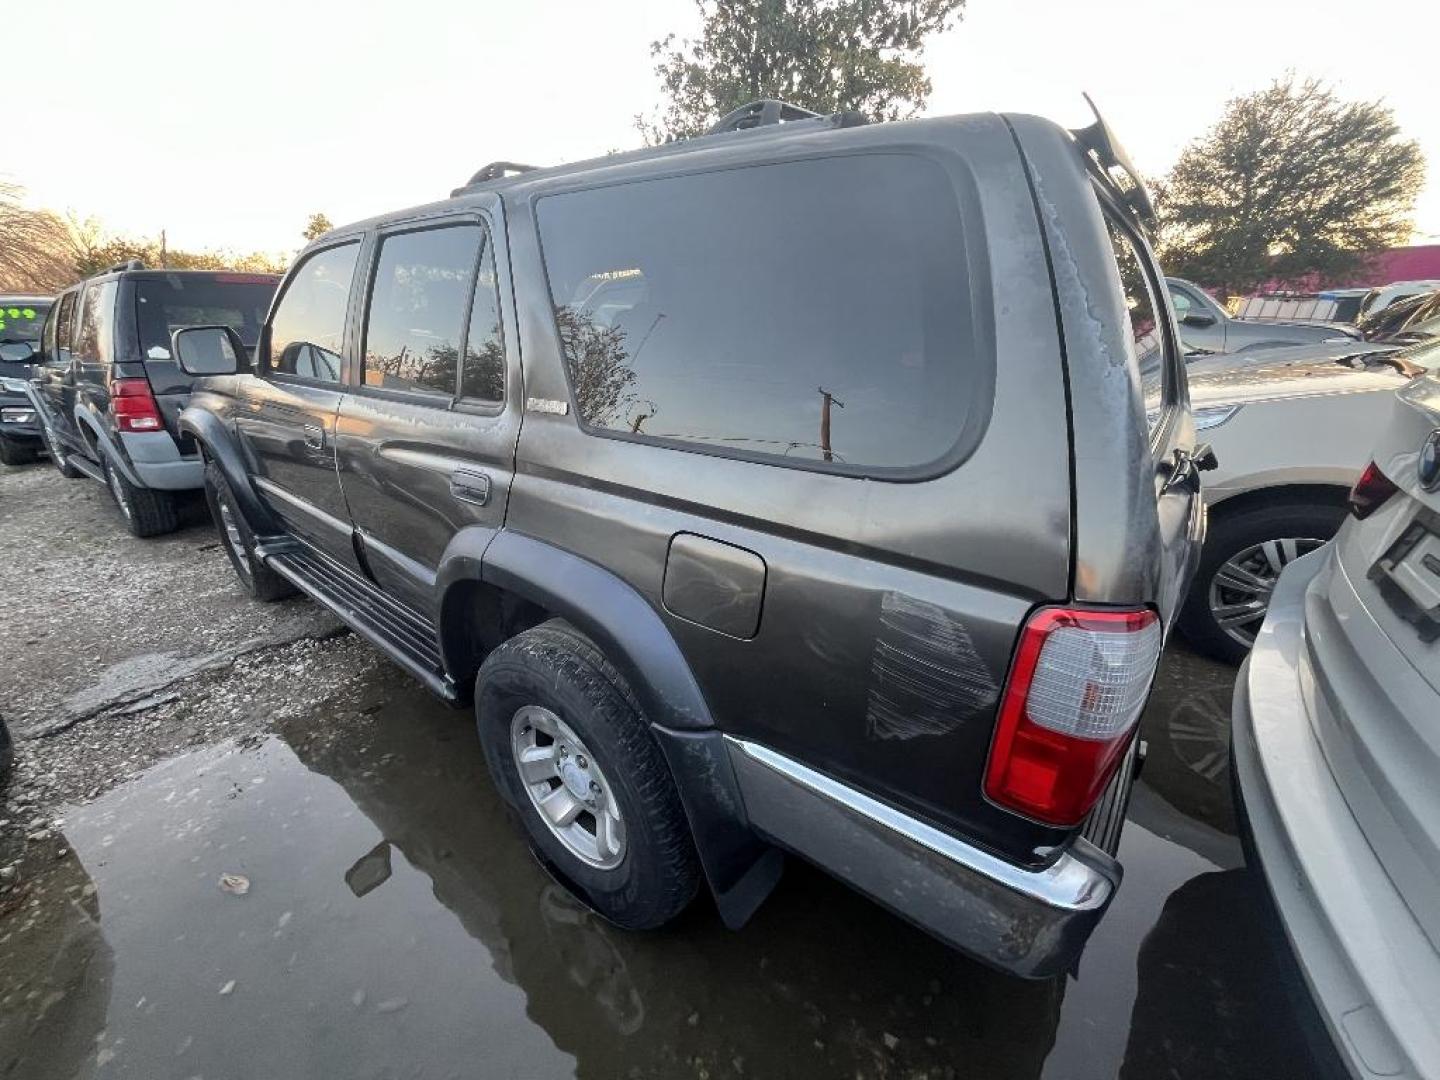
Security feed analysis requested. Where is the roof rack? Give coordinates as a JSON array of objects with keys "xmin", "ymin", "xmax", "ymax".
[
  {"xmin": 1070, "ymin": 93, "xmax": 1157, "ymax": 233},
  {"xmin": 707, "ymin": 99, "xmax": 824, "ymax": 134},
  {"xmin": 464, "ymin": 161, "xmax": 538, "ymax": 186},
  {"xmin": 106, "ymin": 259, "xmax": 145, "ymax": 274}
]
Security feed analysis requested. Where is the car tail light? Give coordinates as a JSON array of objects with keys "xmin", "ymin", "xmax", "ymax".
[
  {"xmin": 1348, "ymin": 461, "xmax": 1397, "ymax": 519},
  {"xmin": 984, "ymin": 607, "xmax": 1161, "ymax": 826},
  {"xmin": 111, "ymin": 377, "xmax": 163, "ymax": 432}
]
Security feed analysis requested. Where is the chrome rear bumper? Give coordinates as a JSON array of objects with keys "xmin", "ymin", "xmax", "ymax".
[{"xmin": 725, "ymin": 737, "xmax": 1120, "ymax": 978}]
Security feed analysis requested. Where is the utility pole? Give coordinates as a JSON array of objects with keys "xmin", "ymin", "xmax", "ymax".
[
  {"xmin": 818, "ymin": 386, "xmax": 845, "ymax": 463},
  {"xmin": 159, "ymin": 229, "xmax": 168, "ymax": 268}
]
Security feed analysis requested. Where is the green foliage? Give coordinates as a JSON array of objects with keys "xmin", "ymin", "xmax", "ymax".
[
  {"xmin": 640, "ymin": 0, "xmax": 965, "ymax": 143},
  {"xmin": 302, "ymin": 213, "xmax": 334, "ymax": 242},
  {"xmin": 1156, "ymin": 76, "xmax": 1426, "ymax": 296}
]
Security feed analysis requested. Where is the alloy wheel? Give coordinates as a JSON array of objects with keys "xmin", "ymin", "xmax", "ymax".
[
  {"xmin": 105, "ymin": 460, "xmax": 133, "ymax": 522},
  {"xmin": 510, "ymin": 705, "xmax": 626, "ymax": 870},
  {"xmin": 1207, "ymin": 536, "xmax": 1325, "ymax": 649}
]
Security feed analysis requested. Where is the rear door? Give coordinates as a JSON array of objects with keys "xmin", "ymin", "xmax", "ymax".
[
  {"xmin": 234, "ymin": 239, "xmax": 363, "ymax": 570},
  {"xmin": 333, "ymin": 205, "xmax": 520, "ymax": 616}
]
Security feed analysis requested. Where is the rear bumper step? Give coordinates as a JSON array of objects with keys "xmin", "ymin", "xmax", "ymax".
[{"xmin": 264, "ymin": 543, "xmax": 459, "ymax": 704}]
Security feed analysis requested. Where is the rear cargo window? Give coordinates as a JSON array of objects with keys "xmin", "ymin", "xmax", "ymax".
[
  {"xmin": 135, "ymin": 275, "xmax": 275, "ymax": 361},
  {"xmin": 537, "ymin": 155, "xmax": 977, "ymax": 474}
]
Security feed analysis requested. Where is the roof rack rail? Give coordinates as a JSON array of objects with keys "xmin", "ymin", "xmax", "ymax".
[
  {"xmin": 464, "ymin": 161, "xmax": 538, "ymax": 186},
  {"xmin": 1070, "ymin": 93, "xmax": 1157, "ymax": 233},
  {"xmin": 106, "ymin": 259, "xmax": 145, "ymax": 274},
  {"xmin": 707, "ymin": 100, "xmax": 825, "ymax": 134}
]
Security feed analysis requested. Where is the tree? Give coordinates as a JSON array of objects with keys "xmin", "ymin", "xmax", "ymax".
[
  {"xmin": 302, "ymin": 213, "xmax": 334, "ymax": 242},
  {"xmin": 1156, "ymin": 76, "xmax": 1425, "ymax": 296},
  {"xmin": 0, "ymin": 183, "xmax": 75, "ymax": 292},
  {"xmin": 640, "ymin": 0, "xmax": 965, "ymax": 143}
]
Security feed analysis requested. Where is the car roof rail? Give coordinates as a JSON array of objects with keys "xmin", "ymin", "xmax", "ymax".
[
  {"xmin": 1070, "ymin": 93, "xmax": 1158, "ymax": 234},
  {"xmin": 105, "ymin": 259, "xmax": 145, "ymax": 273},
  {"xmin": 463, "ymin": 161, "xmax": 538, "ymax": 187},
  {"xmin": 706, "ymin": 99, "xmax": 826, "ymax": 134}
]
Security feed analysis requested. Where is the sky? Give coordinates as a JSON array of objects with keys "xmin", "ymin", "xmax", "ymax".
[{"xmin": 9, "ymin": 0, "xmax": 1439, "ymax": 257}]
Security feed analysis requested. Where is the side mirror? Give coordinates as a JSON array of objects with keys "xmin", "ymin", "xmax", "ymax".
[
  {"xmin": 172, "ymin": 325, "xmax": 247, "ymax": 376},
  {"xmin": 0, "ymin": 341, "xmax": 35, "ymax": 363},
  {"xmin": 1181, "ymin": 312, "xmax": 1217, "ymax": 329}
]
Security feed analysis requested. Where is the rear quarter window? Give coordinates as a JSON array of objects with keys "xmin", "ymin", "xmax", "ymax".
[{"xmin": 536, "ymin": 154, "xmax": 982, "ymax": 475}]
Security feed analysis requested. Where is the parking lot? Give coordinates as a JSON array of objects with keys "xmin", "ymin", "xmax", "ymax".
[{"xmin": 0, "ymin": 460, "xmax": 1332, "ymax": 1080}]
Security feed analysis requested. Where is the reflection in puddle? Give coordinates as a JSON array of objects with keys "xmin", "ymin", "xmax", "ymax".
[{"xmin": 0, "ymin": 645, "xmax": 1328, "ymax": 1079}]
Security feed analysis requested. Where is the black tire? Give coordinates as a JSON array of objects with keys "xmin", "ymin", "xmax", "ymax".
[
  {"xmin": 0, "ymin": 435, "xmax": 36, "ymax": 466},
  {"xmin": 103, "ymin": 455, "xmax": 179, "ymax": 538},
  {"xmin": 475, "ymin": 620, "xmax": 701, "ymax": 929},
  {"xmin": 1178, "ymin": 500, "xmax": 1346, "ymax": 664},
  {"xmin": 203, "ymin": 461, "xmax": 296, "ymax": 601},
  {"xmin": 41, "ymin": 425, "xmax": 83, "ymax": 478}
]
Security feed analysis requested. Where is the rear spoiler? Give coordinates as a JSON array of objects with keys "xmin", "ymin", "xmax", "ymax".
[{"xmin": 1069, "ymin": 94, "xmax": 1158, "ymax": 237}]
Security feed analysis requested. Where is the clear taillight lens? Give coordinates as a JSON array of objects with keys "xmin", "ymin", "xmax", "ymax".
[{"xmin": 984, "ymin": 608, "xmax": 1161, "ymax": 826}]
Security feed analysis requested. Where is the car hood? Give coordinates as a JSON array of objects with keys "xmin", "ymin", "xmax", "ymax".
[{"xmin": 1188, "ymin": 351, "xmax": 1409, "ymax": 409}]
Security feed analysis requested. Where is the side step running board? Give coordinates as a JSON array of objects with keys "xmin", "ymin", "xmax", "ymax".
[
  {"xmin": 68, "ymin": 454, "xmax": 106, "ymax": 485},
  {"xmin": 264, "ymin": 545, "xmax": 459, "ymax": 704}
]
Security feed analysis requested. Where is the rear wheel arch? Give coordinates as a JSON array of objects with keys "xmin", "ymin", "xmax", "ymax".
[
  {"xmin": 179, "ymin": 408, "xmax": 280, "ymax": 534},
  {"xmin": 1207, "ymin": 483, "xmax": 1351, "ymax": 521}
]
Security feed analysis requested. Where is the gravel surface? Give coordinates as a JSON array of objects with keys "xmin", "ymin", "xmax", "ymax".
[{"xmin": 0, "ymin": 462, "xmax": 340, "ymax": 739}]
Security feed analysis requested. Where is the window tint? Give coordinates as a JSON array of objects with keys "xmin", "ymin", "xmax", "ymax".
[
  {"xmin": 74, "ymin": 282, "xmax": 117, "ymax": 364},
  {"xmin": 537, "ymin": 155, "xmax": 974, "ymax": 471},
  {"xmin": 461, "ymin": 240, "xmax": 504, "ymax": 402},
  {"xmin": 1167, "ymin": 286, "xmax": 1192, "ymax": 320},
  {"xmin": 1104, "ymin": 219, "xmax": 1170, "ymax": 435},
  {"xmin": 269, "ymin": 243, "xmax": 358, "ymax": 382},
  {"xmin": 40, "ymin": 303, "xmax": 57, "ymax": 360},
  {"xmin": 135, "ymin": 275, "xmax": 276, "ymax": 360},
  {"xmin": 54, "ymin": 292, "xmax": 76, "ymax": 358},
  {"xmin": 363, "ymin": 225, "xmax": 482, "ymax": 397}
]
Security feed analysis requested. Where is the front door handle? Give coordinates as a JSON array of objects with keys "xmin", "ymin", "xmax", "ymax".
[
  {"xmin": 303, "ymin": 423, "xmax": 325, "ymax": 450},
  {"xmin": 449, "ymin": 468, "xmax": 491, "ymax": 506}
]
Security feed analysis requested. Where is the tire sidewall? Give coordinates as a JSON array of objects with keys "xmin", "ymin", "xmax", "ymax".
[
  {"xmin": 475, "ymin": 643, "xmax": 673, "ymax": 926},
  {"xmin": 204, "ymin": 467, "xmax": 258, "ymax": 593}
]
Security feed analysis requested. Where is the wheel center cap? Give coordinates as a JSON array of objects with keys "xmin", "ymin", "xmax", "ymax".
[{"xmin": 559, "ymin": 760, "xmax": 591, "ymax": 799}]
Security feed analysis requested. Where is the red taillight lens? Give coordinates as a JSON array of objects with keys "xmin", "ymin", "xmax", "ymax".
[
  {"xmin": 111, "ymin": 377, "xmax": 163, "ymax": 432},
  {"xmin": 984, "ymin": 607, "xmax": 1161, "ymax": 826},
  {"xmin": 1348, "ymin": 461, "xmax": 1397, "ymax": 519}
]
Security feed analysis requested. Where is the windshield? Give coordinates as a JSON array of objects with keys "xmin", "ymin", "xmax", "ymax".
[
  {"xmin": 134, "ymin": 275, "xmax": 276, "ymax": 358},
  {"xmin": 0, "ymin": 301, "xmax": 52, "ymax": 345}
]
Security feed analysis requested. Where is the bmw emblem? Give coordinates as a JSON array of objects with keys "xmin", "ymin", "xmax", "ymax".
[{"xmin": 1421, "ymin": 430, "xmax": 1440, "ymax": 492}]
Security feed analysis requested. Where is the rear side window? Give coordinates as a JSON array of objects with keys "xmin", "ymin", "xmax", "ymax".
[
  {"xmin": 74, "ymin": 282, "xmax": 117, "ymax": 364},
  {"xmin": 538, "ymin": 155, "xmax": 976, "ymax": 473},
  {"xmin": 55, "ymin": 292, "xmax": 76, "ymax": 355},
  {"xmin": 135, "ymin": 275, "xmax": 275, "ymax": 360},
  {"xmin": 362, "ymin": 224, "xmax": 483, "ymax": 397},
  {"xmin": 1104, "ymin": 220, "xmax": 1171, "ymax": 436},
  {"xmin": 268, "ymin": 243, "xmax": 359, "ymax": 382}
]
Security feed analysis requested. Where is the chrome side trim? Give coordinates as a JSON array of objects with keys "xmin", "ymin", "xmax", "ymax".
[{"xmin": 724, "ymin": 736, "xmax": 1120, "ymax": 977}]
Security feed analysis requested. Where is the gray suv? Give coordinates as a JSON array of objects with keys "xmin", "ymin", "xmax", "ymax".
[
  {"xmin": 174, "ymin": 100, "xmax": 1204, "ymax": 977},
  {"xmin": 1167, "ymin": 277, "xmax": 1358, "ymax": 353}
]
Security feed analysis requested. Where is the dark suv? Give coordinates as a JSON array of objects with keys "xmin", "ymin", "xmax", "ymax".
[
  {"xmin": 176, "ymin": 101, "xmax": 1204, "ymax": 977},
  {"xmin": 29, "ymin": 265, "xmax": 278, "ymax": 535},
  {"xmin": 0, "ymin": 295, "xmax": 54, "ymax": 465}
]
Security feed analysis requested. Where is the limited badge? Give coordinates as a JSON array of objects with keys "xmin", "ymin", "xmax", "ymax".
[{"xmin": 1420, "ymin": 430, "xmax": 1440, "ymax": 492}]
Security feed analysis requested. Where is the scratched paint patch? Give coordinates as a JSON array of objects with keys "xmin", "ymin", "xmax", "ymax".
[{"xmin": 865, "ymin": 592, "xmax": 1000, "ymax": 741}]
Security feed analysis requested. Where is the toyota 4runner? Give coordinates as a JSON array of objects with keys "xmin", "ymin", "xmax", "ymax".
[{"xmin": 175, "ymin": 100, "xmax": 1204, "ymax": 977}]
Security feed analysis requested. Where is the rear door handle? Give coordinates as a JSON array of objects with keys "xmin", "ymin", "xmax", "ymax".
[
  {"xmin": 303, "ymin": 423, "xmax": 324, "ymax": 450},
  {"xmin": 449, "ymin": 468, "xmax": 491, "ymax": 506}
]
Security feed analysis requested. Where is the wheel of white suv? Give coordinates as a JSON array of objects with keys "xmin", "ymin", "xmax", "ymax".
[
  {"xmin": 1178, "ymin": 501, "xmax": 1346, "ymax": 664},
  {"xmin": 103, "ymin": 455, "xmax": 179, "ymax": 538},
  {"xmin": 203, "ymin": 461, "xmax": 296, "ymax": 601},
  {"xmin": 474, "ymin": 620, "xmax": 700, "ymax": 929}
]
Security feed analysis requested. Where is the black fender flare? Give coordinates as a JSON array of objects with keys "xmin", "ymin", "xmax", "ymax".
[
  {"xmin": 178, "ymin": 406, "xmax": 281, "ymax": 533},
  {"xmin": 72, "ymin": 406, "xmax": 144, "ymax": 487},
  {"xmin": 463, "ymin": 530, "xmax": 783, "ymax": 927}
]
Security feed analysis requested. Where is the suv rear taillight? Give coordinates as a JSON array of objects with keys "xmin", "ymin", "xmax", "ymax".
[
  {"xmin": 112, "ymin": 377, "xmax": 163, "ymax": 432},
  {"xmin": 984, "ymin": 607, "xmax": 1161, "ymax": 827},
  {"xmin": 1348, "ymin": 460, "xmax": 1397, "ymax": 519}
]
